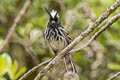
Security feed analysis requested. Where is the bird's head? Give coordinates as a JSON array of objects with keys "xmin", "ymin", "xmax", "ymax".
[{"xmin": 45, "ymin": 8, "xmax": 60, "ymax": 25}]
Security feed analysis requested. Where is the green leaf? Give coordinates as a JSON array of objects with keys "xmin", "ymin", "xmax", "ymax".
[
  {"xmin": 14, "ymin": 67, "xmax": 27, "ymax": 80},
  {"xmin": 9, "ymin": 60, "xmax": 18, "ymax": 77},
  {"xmin": 17, "ymin": 26, "xmax": 25, "ymax": 37},
  {"xmin": 0, "ymin": 56, "xmax": 7, "ymax": 76},
  {"xmin": 108, "ymin": 62, "xmax": 120, "ymax": 70},
  {"xmin": 25, "ymin": 23, "xmax": 33, "ymax": 35},
  {"xmin": 0, "ymin": 53, "xmax": 12, "ymax": 76},
  {"xmin": 2, "ymin": 53, "xmax": 12, "ymax": 67}
]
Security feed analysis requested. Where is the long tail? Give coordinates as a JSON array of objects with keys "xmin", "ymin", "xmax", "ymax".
[{"xmin": 64, "ymin": 54, "xmax": 77, "ymax": 74}]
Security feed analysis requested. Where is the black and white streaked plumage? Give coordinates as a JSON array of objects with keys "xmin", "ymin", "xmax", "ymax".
[{"xmin": 44, "ymin": 8, "xmax": 77, "ymax": 74}]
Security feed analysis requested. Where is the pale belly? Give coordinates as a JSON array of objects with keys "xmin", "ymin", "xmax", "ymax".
[{"xmin": 49, "ymin": 37, "xmax": 67, "ymax": 53}]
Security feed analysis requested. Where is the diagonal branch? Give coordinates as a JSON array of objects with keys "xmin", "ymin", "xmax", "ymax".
[
  {"xmin": 19, "ymin": 59, "xmax": 51, "ymax": 80},
  {"xmin": 0, "ymin": 0, "xmax": 32, "ymax": 53},
  {"xmin": 107, "ymin": 72, "xmax": 120, "ymax": 80},
  {"xmin": 70, "ymin": 13, "xmax": 120, "ymax": 54},
  {"xmin": 34, "ymin": 0, "xmax": 120, "ymax": 79}
]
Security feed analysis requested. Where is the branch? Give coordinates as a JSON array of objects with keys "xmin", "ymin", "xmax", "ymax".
[
  {"xmin": 70, "ymin": 13, "xmax": 120, "ymax": 54},
  {"xmin": 0, "ymin": 0, "xmax": 32, "ymax": 53},
  {"xmin": 108, "ymin": 72, "xmax": 120, "ymax": 80},
  {"xmin": 19, "ymin": 59, "xmax": 51, "ymax": 80},
  {"xmin": 81, "ymin": 2, "xmax": 105, "ymax": 71},
  {"xmin": 34, "ymin": 0, "xmax": 120, "ymax": 79}
]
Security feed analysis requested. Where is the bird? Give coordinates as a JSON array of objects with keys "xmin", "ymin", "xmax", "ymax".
[{"xmin": 44, "ymin": 8, "xmax": 77, "ymax": 74}]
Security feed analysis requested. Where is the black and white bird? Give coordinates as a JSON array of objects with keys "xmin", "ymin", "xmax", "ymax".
[{"xmin": 44, "ymin": 8, "xmax": 77, "ymax": 74}]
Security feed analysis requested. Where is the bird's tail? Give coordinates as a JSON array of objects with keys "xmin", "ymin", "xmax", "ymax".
[{"xmin": 64, "ymin": 54, "xmax": 77, "ymax": 74}]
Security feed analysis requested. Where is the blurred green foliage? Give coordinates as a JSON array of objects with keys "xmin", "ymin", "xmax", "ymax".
[
  {"xmin": 0, "ymin": 0, "xmax": 120, "ymax": 80},
  {"xmin": 0, "ymin": 53, "xmax": 27, "ymax": 80}
]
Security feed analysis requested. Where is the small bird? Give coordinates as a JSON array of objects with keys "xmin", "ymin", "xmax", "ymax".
[{"xmin": 44, "ymin": 8, "xmax": 77, "ymax": 74}]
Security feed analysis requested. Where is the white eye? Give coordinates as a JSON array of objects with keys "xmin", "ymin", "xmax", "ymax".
[{"xmin": 50, "ymin": 10, "xmax": 59, "ymax": 18}]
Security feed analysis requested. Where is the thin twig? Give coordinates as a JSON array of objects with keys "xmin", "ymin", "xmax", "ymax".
[
  {"xmin": 70, "ymin": 13, "xmax": 120, "ymax": 54},
  {"xmin": 19, "ymin": 59, "xmax": 51, "ymax": 80},
  {"xmin": 34, "ymin": 0, "xmax": 120, "ymax": 79},
  {"xmin": 0, "ymin": 0, "xmax": 32, "ymax": 53},
  {"xmin": 108, "ymin": 72, "xmax": 120, "ymax": 80}
]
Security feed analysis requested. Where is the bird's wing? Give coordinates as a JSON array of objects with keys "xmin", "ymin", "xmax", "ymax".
[{"xmin": 59, "ymin": 27, "xmax": 72, "ymax": 44}]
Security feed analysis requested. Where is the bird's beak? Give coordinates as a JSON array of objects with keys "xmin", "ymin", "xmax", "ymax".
[{"xmin": 51, "ymin": 20, "xmax": 56, "ymax": 24}]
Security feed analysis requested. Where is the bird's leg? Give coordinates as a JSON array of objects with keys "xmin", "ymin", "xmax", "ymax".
[{"xmin": 64, "ymin": 57, "xmax": 69, "ymax": 72}]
